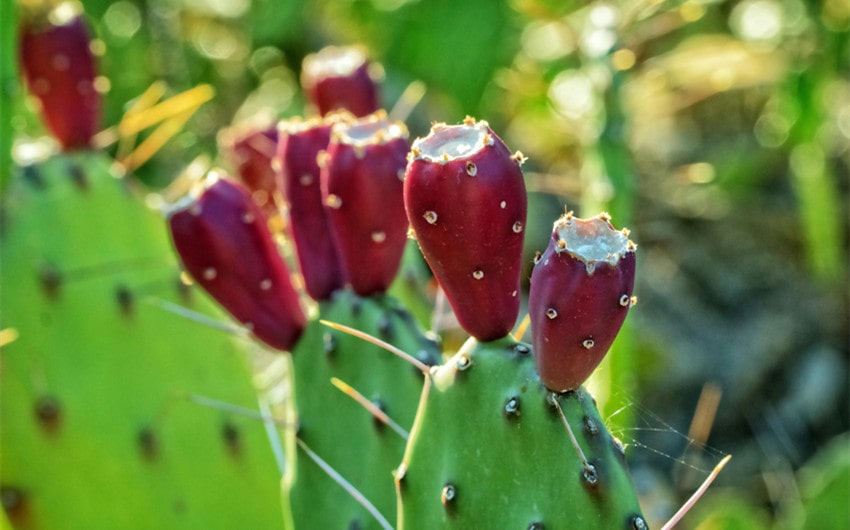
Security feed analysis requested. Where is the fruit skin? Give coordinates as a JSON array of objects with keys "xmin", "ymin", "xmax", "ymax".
[
  {"xmin": 397, "ymin": 337, "xmax": 646, "ymax": 529},
  {"xmin": 168, "ymin": 174, "xmax": 306, "ymax": 351},
  {"xmin": 528, "ymin": 213, "xmax": 637, "ymax": 392},
  {"xmin": 19, "ymin": 10, "xmax": 100, "ymax": 150},
  {"xmin": 220, "ymin": 124, "xmax": 280, "ymax": 215},
  {"xmin": 404, "ymin": 118, "xmax": 527, "ymax": 342},
  {"xmin": 301, "ymin": 45, "xmax": 379, "ymax": 117},
  {"xmin": 277, "ymin": 116, "xmax": 347, "ymax": 301},
  {"xmin": 322, "ymin": 112, "xmax": 410, "ymax": 297}
]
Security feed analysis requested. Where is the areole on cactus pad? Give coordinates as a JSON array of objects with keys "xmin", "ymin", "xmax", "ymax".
[
  {"xmin": 529, "ymin": 212, "xmax": 637, "ymax": 392},
  {"xmin": 404, "ymin": 117, "xmax": 527, "ymax": 342},
  {"xmin": 166, "ymin": 173, "xmax": 306, "ymax": 351}
]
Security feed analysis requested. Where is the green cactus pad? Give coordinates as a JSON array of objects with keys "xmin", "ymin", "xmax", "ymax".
[
  {"xmin": 285, "ymin": 289, "xmax": 439, "ymax": 530},
  {"xmin": 397, "ymin": 336, "xmax": 646, "ymax": 529},
  {"xmin": 0, "ymin": 152, "xmax": 284, "ymax": 529}
]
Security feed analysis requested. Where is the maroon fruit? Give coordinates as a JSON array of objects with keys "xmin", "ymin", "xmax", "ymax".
[
  {"xmin": 528, "ymin": 212, "xmax": 637, "ymax": 392},
  {"xmin": 301, "ymin": 45, "xmax": 380, "ymax": 117},
  {"xmin": 20, "ymin": 6, "xmax": 101, "ymax": 150},
  {"xmin": 404, "ymin": 117, "xmax": 527, "ymax": 342},
  {"xmin": 168, "ymin": 174, "xmax": 306, "ymax": 351},
  {"xmin": 321, "ymin": 111, "xmax": 409, "ymax": 296},
  {"xmin": 277, "ymin": 115, "xmax": 348, "ymax": 301},
  {"xmin": 219, "ymin": 124, "xmax": 279, "ymax": 215}
]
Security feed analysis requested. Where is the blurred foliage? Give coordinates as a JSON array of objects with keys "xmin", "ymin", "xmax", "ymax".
[
  {"xmin": 6, "ymin": 0, "xmax": 849, "ymax": 528},
  {"xmin": 1, "ymin": 0, "xmax": 19, "ymax": 193}
]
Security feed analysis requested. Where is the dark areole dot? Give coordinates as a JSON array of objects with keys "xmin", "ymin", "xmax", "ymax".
[
  {"xmin": 372, "ymin": 398, "xmax": 387, "ymax": 431},
  {"xmin": 138, "ymin": 426, "xmax": 158, "ymax": 460},
  {"xmin": 222, "ymin": 421, "xmax": 241, "ymax": 455},
  {"xmin": 323, "ymin": 332, "xmax": 337, "ymax": 356},
  {"xmin": 377, "ymin": 313, "xmax": 393, "ymax": 339},
  {"xmin": 630, "ymin": 514, "xmax": 649, "ymax": 530},
  {"xmin": 440, "ymin": 483, "xmax": 456, "ymax": 507},
  {"xmin": 456, "ymin": 355, "xmax": 472, "ymax": 371},
  {"xmin": 504, "ymin": 396, "xmax": 521, "ymax": 419},
  {"xmin": 1, "ymin": 486, "xmax": 25, "ymax": 514},
  {"xmin": 115, "ymin": 284, "xmax": 134, "ymax": 316},
  {"xmin": 39, "ymin": 264, "xmax": 62, "ymax": 299},
  {"xmin": 583, "ymin": 415, "xmax": 599, "ymax": 436},
  {"xmin": 582, "ymin": 463, "xmax": 599, "ymax": 487},
  {"xmin": 34, "ymin": 394, "xmax": 62, "ymax": 431},
  {"xmin": 68, "ymin": 161, "xmax": 89, "ymax": 190}
]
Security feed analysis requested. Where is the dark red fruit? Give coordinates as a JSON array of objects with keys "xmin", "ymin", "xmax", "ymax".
[
  {"xmin": 20, "ymin": 7, "xmax": 101, "ymax": 150},
  {"xmin": 277, "ymin": 115, "xmax": 349, "ymax": 301},
  {"xmin": 404, "ymin": 117, "xmax": 527, "ymax": 342},
  {"xmin": 220, "ymin": 124, "xmax": 279, "ymax": 215},
  {"xmin": 168, "ymin": 174, "xmax": 306, "ymax": 351},
  {"xmin": 321, "ymin": 111, "xmax": 409, "ymax": 296},
  {"xmin": 301, "ymin": 45, "xmax": 379, "ymax": 117},
  {"xmin": 528, "ymin": 212, "xmax": 637, "ymax": 392}
]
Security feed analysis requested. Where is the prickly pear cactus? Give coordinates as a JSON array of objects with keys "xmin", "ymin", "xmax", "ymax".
[
  {"xmin": 395, "ymin": 117, "xmax": 646, "ymax": 529},
  {"xmin": 0, "ymin": 152, "xmax": 284, "ymax": 529},
  {"xmin": 397, "ymin": 337, "xmax": 647, "ymax": 530},
  {"xmin": 285, "ymin": 289, "xmax": 439, "ymax": 530}
]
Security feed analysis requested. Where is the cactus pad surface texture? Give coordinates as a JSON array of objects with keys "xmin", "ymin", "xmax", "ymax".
[
  {"xmin": 285, "ymin": 289, "xmax": 439, "ymax": 530},
  {"xmin": 397, "ymin": 337, "xmax": 646, "ymax": 530},
  {"xmin": 0, "ymin": 152, "xmax": 284, "ymax": 529}
]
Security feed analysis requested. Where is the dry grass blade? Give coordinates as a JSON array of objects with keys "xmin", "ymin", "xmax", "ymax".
[
  {"xmin": 513, "ymin": 313, "xmax": 531, "ymax": 342},
  {"xmin": 0, "ymin": 328, "xmax": 20, "ymax": 348},
  {"xmin": 661, "ymin": 454, "xmax": 733, "ymax": 530}
]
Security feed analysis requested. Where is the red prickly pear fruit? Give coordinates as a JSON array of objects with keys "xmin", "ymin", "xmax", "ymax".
[
  {"xmin": 321, "ymin": 111, "xmax": 409, "ymax": 296},
  {"xmin": 528, "ymin": 212, "xmax": 637, "ymax": 392},
  {"xmin": 277, "ymin": 115, "xmax": 349, "ymax": 301},
  {"xmin": 167, "ymin": 173, "xmax": 306, "ymax": 351},
  {"xmin": 301, "ymin": 45, "xmax": 380, "ymax": 117},
  {"xmin": 404, "ymin": 117, "xmax": 527, "ymax": 342},
  {"xmin": 219, "ymin": 124, "xmax": 280, "ymax": 215},
  {"xmin": 19, "ymin": 5, "xmax": 101, "ymax": 150}
]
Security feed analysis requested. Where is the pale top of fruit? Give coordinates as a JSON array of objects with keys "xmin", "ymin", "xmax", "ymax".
[
  {"xmin": 277, "ymin": 111, "xmax": 352, "ymax": 135},
  {"xmin": 49, "ymin": 2, "xmax": 82, "ymax": 26},
  {"xmin": 302, "ymin": 45, "xmax": 368, "ymax": 79},
  {"xmin": 409, "ymin": 116, "xmax": 495, "ymax": 164},
  {"xmin": 553, "ymin": 212, "xmax": 636, "ymax": 273},
  {"xmin": 332, "ymin": 110, "xmax": 408, "ymax": 147},
  {"xmin": 161, "ymin": 168, "xmax": 225, "ymax": 218}
]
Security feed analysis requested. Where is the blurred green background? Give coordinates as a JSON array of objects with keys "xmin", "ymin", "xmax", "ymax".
[{"xmin": 4, "ymin": 0, "xmax": 849, "ymax": 528}]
